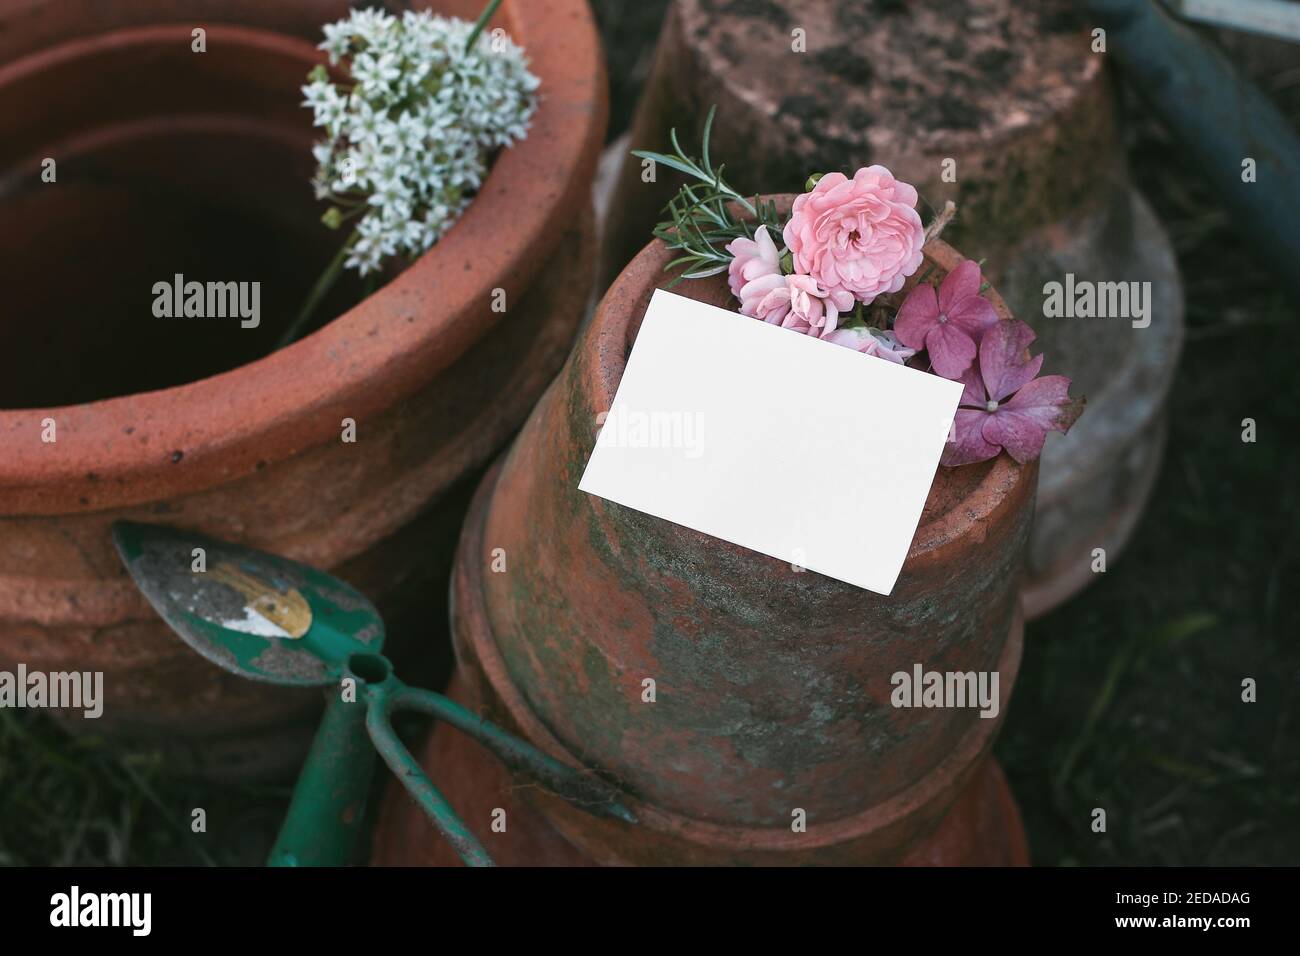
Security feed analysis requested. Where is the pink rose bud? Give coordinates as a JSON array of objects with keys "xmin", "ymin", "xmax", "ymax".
[
  {"xmin": 725, "ymin": 224, "xmax": 784, "ymax": 318},
  {"xmin": 823, "ymin": 326, "xmax": 917, "ymax": 364},
  {"xmin": 782, "ymin": 165, "xmax": 925, "ymax": 306},
  {"xmin": 753, "ymin": 274, "xmax": 853, "ymax": 338}
]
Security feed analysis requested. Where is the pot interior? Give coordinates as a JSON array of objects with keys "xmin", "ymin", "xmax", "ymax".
[{"xmin": 0, "ymin": 28, "xmax": 365, "ymax": 409}]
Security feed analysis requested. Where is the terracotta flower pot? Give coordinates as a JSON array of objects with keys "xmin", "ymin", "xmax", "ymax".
[
  {"xmin": 374, "ymin": 231, "xmax": 1034, "ymax": 865},
  {"xmin": 0, "ymin": 0, "xmax": 606, "ymax": 777},
  {"xmin": 600, "ymin": 0, "xmax": 1183, "ymax": 619}
]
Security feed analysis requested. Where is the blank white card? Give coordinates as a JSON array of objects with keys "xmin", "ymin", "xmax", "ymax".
[{"xmin": 579, "ymin": 289, "xmax": 964, "ymax": 595}]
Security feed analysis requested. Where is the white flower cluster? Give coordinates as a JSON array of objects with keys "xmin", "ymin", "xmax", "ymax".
[{"xmin": 303, "ymin": 8, "xmax": 540, "ymax": 275}]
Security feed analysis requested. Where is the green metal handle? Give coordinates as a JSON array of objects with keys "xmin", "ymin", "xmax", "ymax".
[
  {"xmin": 267, "ymin": 689, "xmax": 376, "ymax": 866},
  {"xmin": 390, "ymin": 685, "xmax": 637, "ymax": 824},
  {"xmin": 364, "ymin": 681, "xmax": 639, "ymax": 867},
  {"xmin": 365, "ymin": 681, "xmax": 496, "ymax": 867},
  {"xmin": 270, "ymin": 648, "xmax": 637, "ymax": 868}
]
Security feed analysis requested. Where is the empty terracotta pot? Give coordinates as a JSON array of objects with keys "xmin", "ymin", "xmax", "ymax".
[
  {"xmin": 374, "ymin": 230, "xmax": 1034, "ymax": 865},
  {"xmin": 601, "ymin": 0, "xmax": 1183, "ymax": 619},
  {"xmin": 0, "ymin": 0, "xmax": 606, "ymax": 777}
]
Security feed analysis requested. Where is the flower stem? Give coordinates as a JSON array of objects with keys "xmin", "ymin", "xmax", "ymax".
[
  {"xmin": 276, "ymin": 236, "xmax": 354, "ymax": 350},
  {"xmin": 923, "ymin": 200, "xmax": 957, "ymax": 244},
  {"xmin": 465, "ymin": 0, "xmax": 504, "ymax": 52}
]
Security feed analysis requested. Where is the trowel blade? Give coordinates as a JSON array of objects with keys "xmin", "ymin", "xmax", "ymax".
[{"xmin": 111, "ymin": 521, "xmax": 384, "ymax": 687}]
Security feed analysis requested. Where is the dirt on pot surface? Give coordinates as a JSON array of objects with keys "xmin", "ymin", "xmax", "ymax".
[{"xmin": 680, "ymin": 0, "xmax": 1087, "ymax": 184}]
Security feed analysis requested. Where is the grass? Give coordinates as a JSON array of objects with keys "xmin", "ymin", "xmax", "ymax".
[{"xmin": 0, "ymin": 707, "xmax": 291, "ymax": 866}]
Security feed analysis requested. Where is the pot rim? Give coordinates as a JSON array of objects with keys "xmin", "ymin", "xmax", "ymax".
[
  {"xmin": 0, "ymin": 1, "xmax": 606, "ymax": 514},
  {"xmin": 588, "ymin": 226, "xmax": 1030, "ymax": 559}
]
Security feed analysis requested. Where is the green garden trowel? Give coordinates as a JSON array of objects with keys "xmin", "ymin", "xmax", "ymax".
[{"xmin": 111, "ymin": 521, "xmax": 634, "ymax": 867}]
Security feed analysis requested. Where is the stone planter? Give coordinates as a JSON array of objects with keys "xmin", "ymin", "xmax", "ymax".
[
  {"xmin": 373, "ymin": 235, "xmax": 1034, "ymax": 865},
  {"xmin": 600, "ymin": 0, "xmax": 1183, "ymax": 619},
  {"xmin": 0, "ymin": 0, "xmax": 606, "ymax": 778}
]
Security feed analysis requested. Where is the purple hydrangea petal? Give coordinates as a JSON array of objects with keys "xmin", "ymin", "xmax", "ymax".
[
  {"xmin": 942, "ymin": 409, "xmax": 1001, "ymax": 467},
  {"xmin": 956, "ymin": 362, "xmax": 988, "ymax": 407},
  {"xmin": 1000, "ymin": 375, "xmax": 1079, "ymax": 425},
  {"xmin": 938, "ymin": 259, "xmax": 981, "ymax": 312},
  {"xmin": 892, "ymin": 281, "xmax": 939, "ymax": 349},
  {"xmin": 978, "ymin": 319, "xmax": 1038, "ymax": 403},
  {"xmin": 925, "ymin": 321, "xmax": 978, "ymax": 379},
  {"xmin": 982, "ymin": 375, "xmax": 1079, "ymax": 463},
  {"xmin": 995, "ymin": 350, "xmax": 1043, "ymax": 403},
  {"xmin": 982, "ymin": 408, "xmax": 1048, "ymax": 464},
  {"xmin": 946, "ymin": 294, "xmax": 1000, "ymax": 340}
]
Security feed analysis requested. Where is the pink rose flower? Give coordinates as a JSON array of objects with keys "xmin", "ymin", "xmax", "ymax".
[
  {"xmin": 725, "ymin": 224, "xmax": 784, "ymax": 318},
  {"xmin": 753, "ymin": 274, "xmax": 854, "ymax": 337},
  {"xmin": 782, "ymin": 166, "xmax": 925, "ymax": 306},
  {"xmin": 893, "ymin": 259, "xmax": 999, "ymax": 379},
  {"xmin": 822, "ymin": 326, "xmax": 917, "ymax": 364},
  {"xmin": 942, "ymin": 319, "xmax": 1084, "ymax": 467}
]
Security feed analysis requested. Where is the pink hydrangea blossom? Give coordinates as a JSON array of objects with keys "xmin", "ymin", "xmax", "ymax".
[
  {"xmin": 782, "ymin": 166, "xmax": 925, "ymax": 305},
  {"xmin": 893, "ymin": 259, "xmax": 999, "ymax": 379},
  {"xmin": 725, "ymin": 225, "xmax": 784, "ymax": 318},
  {"xmin": 942, "ymin": 319, "xmax": 1083, "ymax": 467},
  {"xmin": 822, "ymin": 326, "xmax": 917, "ymax": 364},
  {"xmin": 752, "ymin": 274, "xmax": 854, "ymax": 337}
]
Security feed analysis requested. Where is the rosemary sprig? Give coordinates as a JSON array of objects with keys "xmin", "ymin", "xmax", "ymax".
[{"xmin": 632, "ymin": 105, "xmax": 785, "ymax": 286}]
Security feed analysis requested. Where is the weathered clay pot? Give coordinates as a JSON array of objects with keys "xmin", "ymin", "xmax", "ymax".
[
  {"xmin": 374, "ymin": 673, "xmax": 1029, "ymax": 866},
  {"xmin": 374, "ymin": 234, "xmax": 1035, "ymax": 865},
  {"xmin": 600, "ymin": 0, "xmax": 1183, "ymax": 619},
  {"xmin": 0, "ymin": 0, "xmax": 606, "ymax": 777}
]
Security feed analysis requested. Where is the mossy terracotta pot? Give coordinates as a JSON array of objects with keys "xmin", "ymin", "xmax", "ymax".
[
  {"xmin": 601, "ymin": 0, "xmax": 1183, "ymax": 620},
  {"xmin": 0, "ymin": 0, "xmax": 606, "ymax": 777},
  {"xmin": 374, "ymin": 232, "xmax": 1035, "ymax": 865},
  {"xmin": 375, "ymin": 672, "xmax": 1029, "ymax": 866}
]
